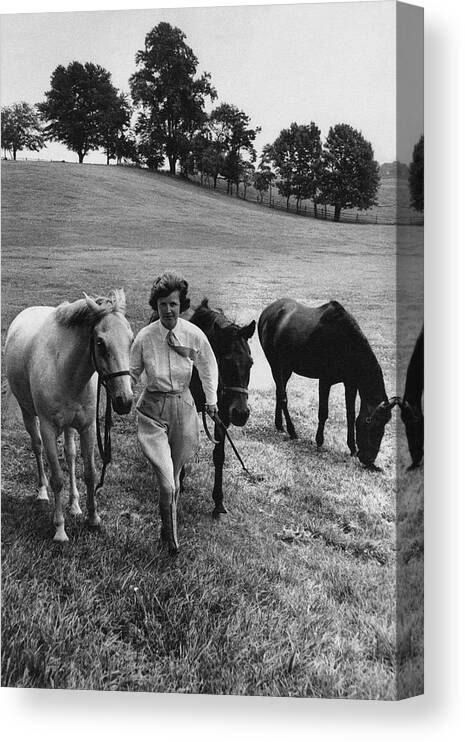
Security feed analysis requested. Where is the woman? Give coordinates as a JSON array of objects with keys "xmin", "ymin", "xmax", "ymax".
[{"xmin": 130, "ymin": 272, "xmax": 218, "ymax": 555}]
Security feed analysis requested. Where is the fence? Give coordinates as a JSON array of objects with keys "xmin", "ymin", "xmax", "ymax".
[{"xmin": 188, "ymin": 172, "xmax": 424, "ymax": 227}]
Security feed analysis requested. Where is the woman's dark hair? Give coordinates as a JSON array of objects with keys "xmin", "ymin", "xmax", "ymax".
[{"xmin": 149, "ymin": 272, "xmax": 190, "ymax": 313}]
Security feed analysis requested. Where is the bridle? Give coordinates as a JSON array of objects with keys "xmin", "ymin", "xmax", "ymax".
[
  {"xmin": 90, "ymin": 335, "xmax": 131, "ymax": 497},
  {"xmin": 90, "ymin": 336, "xmax": 131, "ymax": 385}
]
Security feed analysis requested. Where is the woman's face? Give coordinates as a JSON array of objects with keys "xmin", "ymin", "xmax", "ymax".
[{"xmin": 157, "ymin": 290, "xmax": 181, "ymax": 330}]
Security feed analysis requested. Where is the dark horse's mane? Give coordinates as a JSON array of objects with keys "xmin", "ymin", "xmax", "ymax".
[
  {"xmin": 190, "ymin": 299, "xmax": 239, "ymax": 340},
  {"xmin": 323, "ymin": 300, "xmax": 372, "ymax": 351},
  {"xmin": 322, "ymin": 300, "xmax": 387, "ymax": 401}
]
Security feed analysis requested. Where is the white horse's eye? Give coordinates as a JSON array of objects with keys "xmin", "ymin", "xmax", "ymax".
[{"xmin": 96, "ymin": 338, "xmax": 105, "ymax": 348}]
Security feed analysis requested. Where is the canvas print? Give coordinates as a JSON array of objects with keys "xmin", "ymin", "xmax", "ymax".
[{"xmin": 1, "ymin": 1, "xmax": 424, "ymax": 699}]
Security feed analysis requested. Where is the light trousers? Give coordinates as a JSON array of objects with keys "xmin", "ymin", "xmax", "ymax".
[{"xmin": 136, "ymin": 388, "xmax": 200, "ymax": 505}]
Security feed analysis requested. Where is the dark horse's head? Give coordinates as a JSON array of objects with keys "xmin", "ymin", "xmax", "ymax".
[
  {"xmin": 400, "ymin": 400, "xmax": 424, "ymax": 469},
  {"xmin": 191, "ymin": 299, "xmax": 255, "ymax": 427},
  {"xmin": 356, "ymin": 397, "xmax": 398, "ymax": 469}
]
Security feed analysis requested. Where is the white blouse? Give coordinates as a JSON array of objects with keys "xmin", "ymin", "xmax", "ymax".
[{"xmin": 130, "ymin": 317, "xmax": 218, "ymax": 406}]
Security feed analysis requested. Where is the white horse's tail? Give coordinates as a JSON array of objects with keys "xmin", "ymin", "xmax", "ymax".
[{"xmin": 1, "ymin": 379, "xmax": 23, "ymax": 421}]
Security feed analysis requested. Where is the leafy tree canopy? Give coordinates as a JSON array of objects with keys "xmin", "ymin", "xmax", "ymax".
[
  {"xmin": 38, "ymin": 61, "xmax": 123, "ymax": 163},
  {"xmin": 408, "ymin": 135, "xmax": 424, "ymax": 212},
  {"xmin": 1, "ymin": 101, "xmax": 44, "ymax": 160},
  {"xmin": 209, "ymin": 103, "xmax": 260, "ymax": 192},
  {"xmin": 318, "ymin": 123, "xmax": 380, "ymax": 221},
  {"xmin": 264, "ymin": 122, "xmax": 321, "ymax": 210},
  {"xmin": 130, "ymin": 22, "xmax": 216, "ymax": 174}
]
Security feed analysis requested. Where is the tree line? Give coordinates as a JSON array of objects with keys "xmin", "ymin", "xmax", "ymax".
[{"xmin": 1, "ymin": 21, "xmax": 424, "ymax": 220}]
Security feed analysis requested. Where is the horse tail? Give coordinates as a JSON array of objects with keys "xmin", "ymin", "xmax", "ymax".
[{"xmin": 1, "ymin": 379, "xmax": 22, "ymax": 421}]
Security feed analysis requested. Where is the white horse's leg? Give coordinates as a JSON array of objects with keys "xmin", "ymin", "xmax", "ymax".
[
  {"xmin": 80, "ymin": 424, "xmax": 101, "ymax": 528},
  {"xmin": 64, "ymin": 426, "xmax": 82, "ymax": 516},
  {"xmin": 21, "ymin": 409, "xmax": 49, "ymax": 501},
  {"xmin": 40, "ymin": 421, "xmax": 68, "ymax": 542}
]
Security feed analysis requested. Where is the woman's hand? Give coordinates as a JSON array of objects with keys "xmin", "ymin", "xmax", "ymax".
[{"xmin": 205, "ymin": 404, "xmax": 218, "ymax": 418}]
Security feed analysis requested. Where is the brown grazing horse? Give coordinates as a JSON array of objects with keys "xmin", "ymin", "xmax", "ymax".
[{"xmin": 258, "ymin": 298, "xmax": 397, "ymax": 469}]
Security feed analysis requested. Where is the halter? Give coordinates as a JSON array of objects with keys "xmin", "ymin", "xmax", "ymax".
[
  {"xmin": 221, "ymin": 385, "xmax": 249, "ymax": 397},
  {"xmin": 365, "ymin": 396, "xmax": 402, "ymax": 424}
]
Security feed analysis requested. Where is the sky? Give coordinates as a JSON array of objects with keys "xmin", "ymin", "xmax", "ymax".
[{"xmin": 0, "ymin": 1, "xmax": 423, "ymax": 165}]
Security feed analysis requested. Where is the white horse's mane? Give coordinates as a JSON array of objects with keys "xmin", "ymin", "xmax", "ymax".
[{"xmin": 55, "ymin": 288, "xmax": 127, "ymax": 327}]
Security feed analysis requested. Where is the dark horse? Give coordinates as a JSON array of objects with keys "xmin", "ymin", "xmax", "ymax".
[
  {"xmin": 258, "ymin": 298, "xmax": 397, "ymax": 469},
  {"xmin": 400, "ymin": 327, "xmax": 424, "ymax": 470},
  {"xmin": 189, "ymin": 299, "xmax": 255, "ymax": 515}
]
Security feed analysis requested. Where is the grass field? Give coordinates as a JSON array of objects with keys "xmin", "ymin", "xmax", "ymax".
[{"xmin": 1, "ymin": 160, "xmax": 423, "ymax": 698}]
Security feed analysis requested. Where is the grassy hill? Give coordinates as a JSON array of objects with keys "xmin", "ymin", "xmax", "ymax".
[{"xmin": 1, "ymin": 160, "xmax": 423, "ymax": 697}]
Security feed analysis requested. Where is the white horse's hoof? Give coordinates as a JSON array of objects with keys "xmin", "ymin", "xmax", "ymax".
[
  {"xmin": 69, "ymin": 502, "xmax": 82, "ymax": 516},
  {"xmin": 37, "ymin": 487, "xmax": 49, "ymax": 501},
  {"xmin": 53, "ymin": 528, "xmax": 69, "ymax": 543}
]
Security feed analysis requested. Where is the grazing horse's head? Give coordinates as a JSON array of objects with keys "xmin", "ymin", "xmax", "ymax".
[
  {"xmin": 400, "ymin": 401, "xmax": 424, "ymax": 468},
  {"xmin": 356, "ymin": 397, "xmax": 397, "ymax": 468},
  {"xmin": 216, "ymin": 320, "xmax": 256, "ymax": 427},
  {"xmin": 84, "ymin": 290, "xmax": 134, "ymax": 415}
]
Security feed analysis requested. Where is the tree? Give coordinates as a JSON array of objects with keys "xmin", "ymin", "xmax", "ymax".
[
  {"xmin": 134, "ymin": 113, "xmax": 165, "ymax": 170},
  {"xmin": 318, "ymin": 123, "xmax": 380, "ymax": 222},
  {"xmin": 38, "ymin": 61, "xmax": 123, "ymax": 163},
  {"xmin": 263, "ymin": 124, "xmax": 322, "ymax": 212},
  {"xmin": 130, "ymin": 22, "xmax": 216, "ymax": 175},
  {"xmin": 1, "ymin": 102, "xmax": 44, "ymax": 160},
  {"xmin": 209, "ymin": 104, "xmax": 260, "ymax": 194},
  {"xmin": 239, "ymin": 160, "xmax": 255, "ymax": 199},
  {"xmin": 262, "ymin": 136, "xmax": 293, "ymax": 209},
  {"xmin": 408, "ymin": 135, "xmax": 424, "ymax": 212},
  {"xmin": 99, "ymin": 92, "xmax": 133, "ymax": 165},
  {"xmin": 253, "ymin": 164, "xmax": 275, "ymax": 203}
]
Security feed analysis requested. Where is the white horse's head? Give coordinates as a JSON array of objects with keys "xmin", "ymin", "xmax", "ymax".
[{"xmin": 85, "ymin": 290, "xmax": 134, "ymax": 415}]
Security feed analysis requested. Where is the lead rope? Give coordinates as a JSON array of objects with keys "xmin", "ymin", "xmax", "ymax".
[
  {"xmin": 203, "ymin": 409, "xmax": 257, "ymax": 482},
  {"xmin": 94, "ymin": 373, "xmax": 113, "ymax": 498}
]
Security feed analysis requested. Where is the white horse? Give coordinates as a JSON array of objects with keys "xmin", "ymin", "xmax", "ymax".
[{"xmin": 4, "ymin": 289, "xmax": 134, "ymax": 542}]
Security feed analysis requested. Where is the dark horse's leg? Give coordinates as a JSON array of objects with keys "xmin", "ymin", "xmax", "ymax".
[
  {"xmin": 316, "ymin": 379, "xmax": 331, "ymax": 449},
  {"xmin": 212, "ymin": 421, "xmax": 227, "ymax": 518},
  {"xmin": 344, "ymin": 382, "xmax": 357, "ymax": 455},
  {"xmin": 272, "ymin": 366, "xmax": 296, "ymax": 439}
]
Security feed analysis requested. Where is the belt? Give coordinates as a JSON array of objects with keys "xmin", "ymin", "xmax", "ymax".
[{"xmin": 144, "ymin": 388, "xmax": 188, "ymax": 396}]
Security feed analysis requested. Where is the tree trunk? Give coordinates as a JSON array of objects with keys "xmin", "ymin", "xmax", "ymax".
[
  {"xmin": 78, "ymin": 151, "xmax": 84, "ymax": 164},
  {"xmin": 13, "ymin": 148, "xmax": 17, "ymax": 161},
  {"xmin": 314, "ymin": 203, "xmax": 318, "ymax": 218},
  {"xmin": 286, "ymin": 196, "xmax": 290, "ymax": 211},
  {"xmin": 168, "ymin": 157, "xmax": 176, "ymax": 175},
  {"xmin": 334, "ymin": 204, "xmax": 341, "ymax": 222}
]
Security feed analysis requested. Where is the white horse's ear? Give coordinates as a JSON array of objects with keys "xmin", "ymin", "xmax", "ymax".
[
  {"xmin": 83, "ymin": 292, "xmax": 100, "ymax": 312},
  {"xmin": 115, "ymin": 288, "xmax": 126, "ymax": 314}
]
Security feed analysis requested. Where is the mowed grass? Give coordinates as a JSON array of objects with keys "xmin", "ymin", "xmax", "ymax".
[{"xmin": 1, "ymin": 161, "xmax": 423, "ymax": 698}]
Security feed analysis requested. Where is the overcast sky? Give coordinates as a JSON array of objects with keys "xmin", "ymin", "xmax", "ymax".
[{"xmin": 0, "ymin": 1, "xmax": 423, "ymax": 165}]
